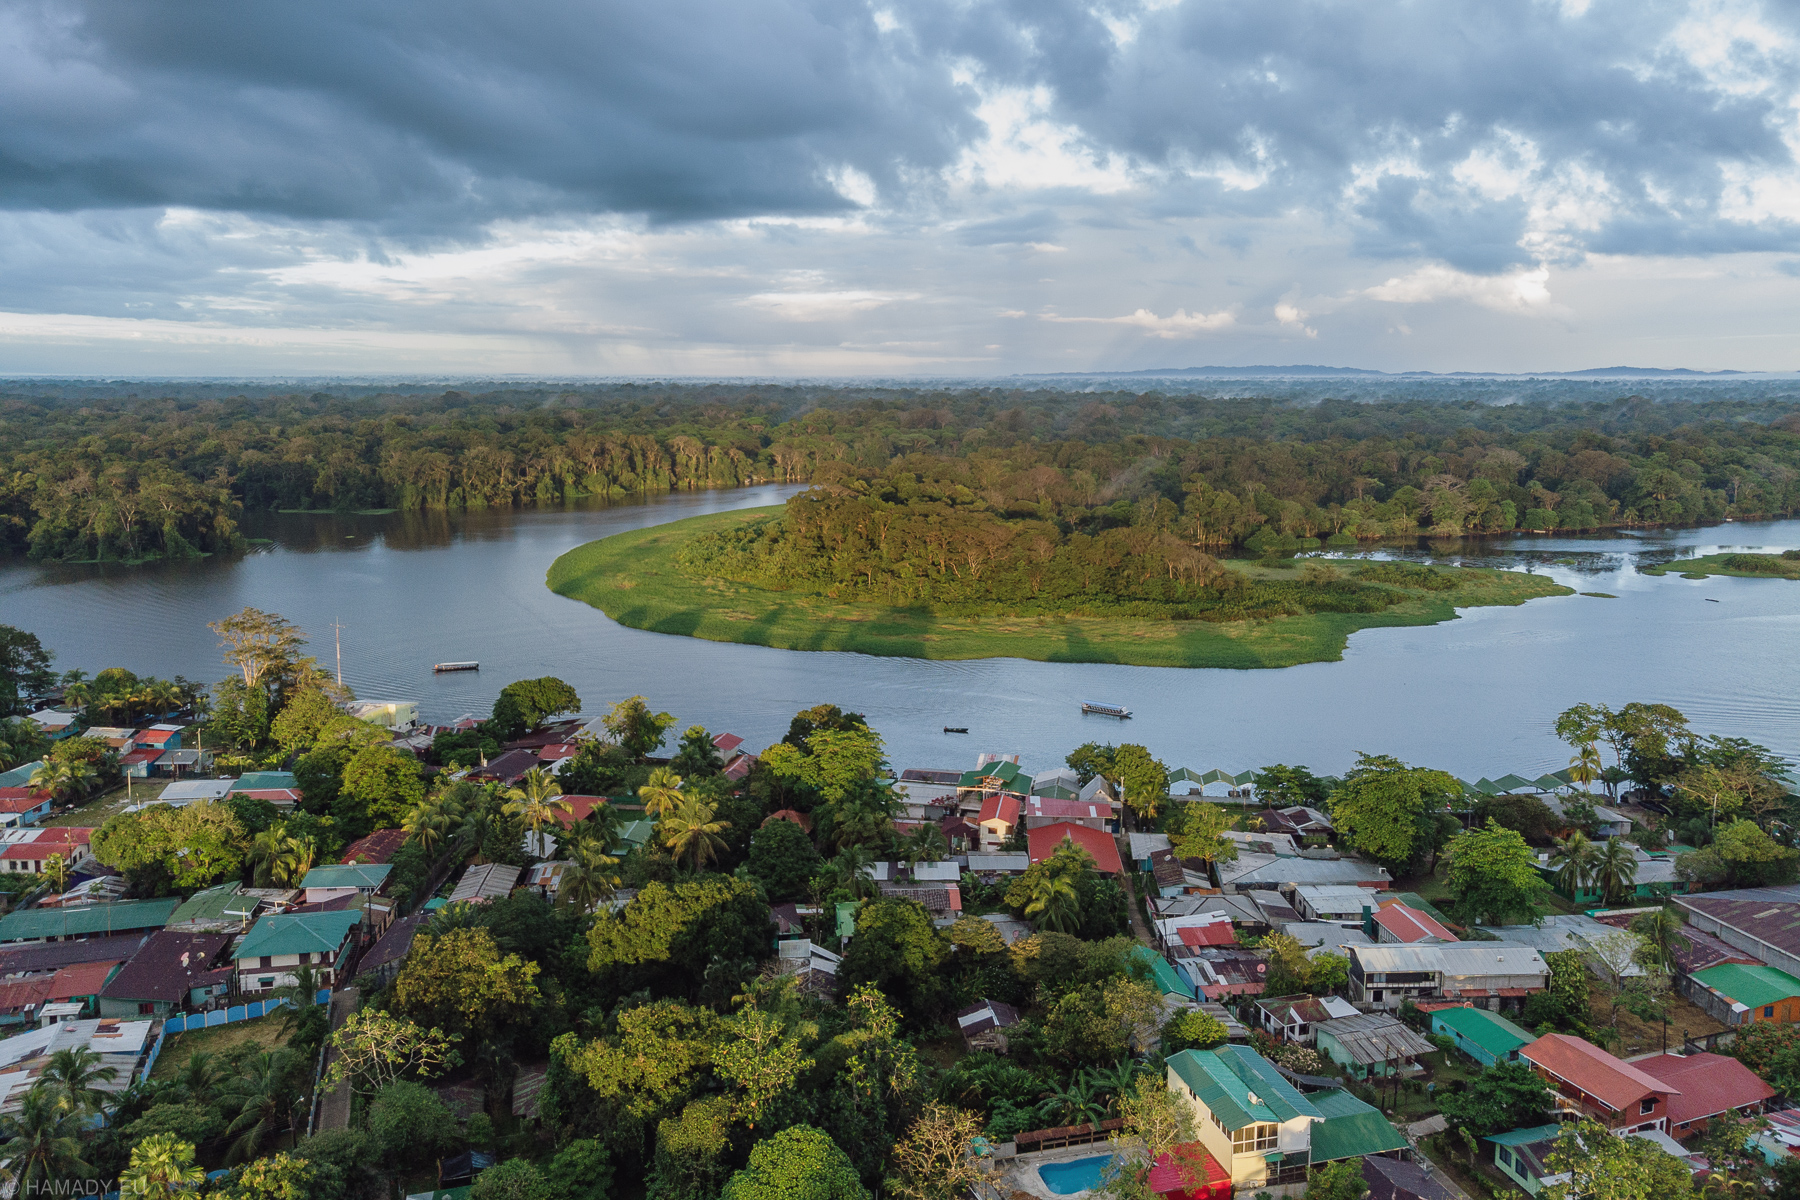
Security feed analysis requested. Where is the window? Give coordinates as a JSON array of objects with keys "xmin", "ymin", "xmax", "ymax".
[
  {"xmin": 259, "ymin": 977, "xmax": 275, "ymax": 989},
  {"xmin": 1232, "ymin": 1123, "xmax": 1279, "ymax": 1153},
  {"xmin": 138, "ymin": 1003, "xmax": 154, "ymax": 1015},
  {"xmin": 259, "ymin": 956, "xmax": 272, "ymax": 969},
  {"xmin": 1640, "ymin": 1098, "xmax": 1656, "ymax": 1116},
  {"xmin": 1767, "ymin": 1006, "xmax": 1776, "ymax": 1018},
  {"xmin": 1371, "ymin": 991, "xmax": 1384, "ymax": 1002}
]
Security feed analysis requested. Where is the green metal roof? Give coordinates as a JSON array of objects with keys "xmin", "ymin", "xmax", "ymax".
[
  {"xmin": 1432, "ymin": 1006, "xmax": 1535, "ymax": 1056},
  {"xmin": 1169, "ymin": 1046, "xmax": 1323, "ymax": 1131},
  {"xmin": 168, "ymin": 884, "xmax": 258, "ymax": 925},
  {"xmin": 1484, "ymin": 1124, "xmax": 1564, "ymax": 1147},
  {"xmin": 835, "ymin": 901, "xmax": 859, "ymax": 939},
  {"xmin": 1167, "ymin": 768, "xmax": 1204, "ymax": 784},
  {"xmin": 1219, "ymin": 1046, "xmax": 1321, "ymax": 1124},
  {"xmin": 301, "ymin": 864, "xmax": 392, "ymax": 890},
  {"xmin": 230, "ymin": 771, "xmax": 298, "ymax": 792},
  {"xmin": 0, "ymin": 762, "xmax": 45, "ymax": 789},
  {"xmin": 0, "ymin": 897, "xmax": 180, "ymax": 942},
  {"xmin": 235, "ymin": 910, "xmax": 362, "ymax": 961},
  {"xmin": 1492, "ymin": 774, "xmax": 1538, "ymax": 792},
  {"xmin": 1692, "ymin": 962, "xmax": 1800, "ymax": 1010},
  {"xmin": 616, "ymin": 820, "xmax": 656, "ymax": 849},
  {"xmin": 1306, "ymin": 1089, "xmax": 1407, "ymax": 1163},
  {"xmin": 1031, "ymin": 785, "xmax": 1078, "ymax": 800},
  {"xmin": 960, "ymin": 760, "xmax": 1027, "ymax": 789},
  {"xmin": 1130, "ymin": 945, "xmax": 1195, "ymax": 999}
]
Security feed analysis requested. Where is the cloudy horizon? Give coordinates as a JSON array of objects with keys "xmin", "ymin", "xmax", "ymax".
[{"xmin": 6, "ymin": 0, "xmax": 1800, "ymax": 376}]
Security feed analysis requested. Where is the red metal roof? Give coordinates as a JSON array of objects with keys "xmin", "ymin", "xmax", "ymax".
[
  {"xmin": 1025, "ymin": 797, "xmax": 1111, "ymax": 821},
  {"xmin": 1522, "ymin": 1033, "xmax": 1679, "ymax": 1113},
  {"xmin": 1372, "ymin": 901, "xmax": 1458, "ymax": 943},
  {"xmin": 722, "ymin": 755, "xmax": 754, "ymax": 781},
  {"xmin": 135, "ymin": 729, "xmax": 179, "ymax": 745},
  {"xmin": 1177, "ymin": 922, "xmax": 1238, "ymax": 947},
  {"xmin": 237, "ymin": 789, "xmax": 301, "ymax": 803},
  {"xmin": 1634, "ymin": 1052, "xmax": 1775, "ymax": 1127},
  {"xmin": 48, "ymin": 960, "xmax": 119, "ymax": 1000},
  {"xmin": 119, "ymin": 749, "xmax": 163, "ymax": 766},
  {"xmin": 537, "ymin": 743, "xmax": 579, "ymax": 761},
  {"xmin": 555, "ymin": 796, "xmax": 612, "ymax": 825},
  {"xmin": 762, "ymin": 809, "xmax": 813, "ymax": 833},
  {"xmin": 1028, "ymin": 822, "xmax": 1124, "ymax": 874},
  {"xmin": 340, "ymin": 828, "xmax": 408, "ymax": 865},
  {"xmin": 0, "ymin": 976, "xmax": 52, "ymax": 1013},
  {"xmin": 713, "ymin": 733, "xmax": 744, "ymax": 754},
  {"xmin": 1149, "ymin": 1144, "xmax": 1230, "ymax": 1200},
  {"xmin": 977, "ymin": 794, "xmax": 1022, "ymax": 826},
  {"xmin": 0, "ymin": 789, "xmax": 49, "ymax": 812}
]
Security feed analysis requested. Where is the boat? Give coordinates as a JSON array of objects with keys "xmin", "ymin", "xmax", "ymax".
[
  {"xmin": 943, "ymin": 726, "xmax": 969, "ymax": 734},
  {"xmin": 1081, "ymin": 701, "xmax": 1132, "ymax": 719},
  {"xmin": 433, "ymin": 661, "xmax": 480, "ymax": 673}
]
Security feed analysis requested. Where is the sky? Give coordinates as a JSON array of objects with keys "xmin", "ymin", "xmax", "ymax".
[{"xmin": 6, "ymin": 0, "xmax": 1800, "ymax": 376}]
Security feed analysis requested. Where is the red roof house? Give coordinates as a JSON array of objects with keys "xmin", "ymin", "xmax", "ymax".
[
  {"xmin": 1372, "ymin": 901, "xmax": 1458, "ymax": 943},
  {"xmin": 762, "ymin": 809, "xmax": 813, "ymax": 833},
  {"xmin": 135, "ymin": 728, "xmax": 181, "ymax": 748},
  {"xmin": 713, "ymin": 733, "xmax": 745, "ymax": 755},
  {"xmin": 1023, "ymin": 797, "xmax": 1113, "ymax": 828},
  {"xmin": 976, "ymin": 794, "xmax": 1023, "ymax": 851},
  {"xmin": 1028, "ymin": 822, "xmax": 1123, "ymax": 875},
  {"xmin": 1148, "ymin": 1144, "xmax": 1231, "ymax": 1200},
  {"xmin": 553, "ymin": 796, "xmax": 612, "ymax": 826},
  {"xmin": 1634, "ymin": 1052, "xmax": 1775, "ymax": 1136},
  {"xmin": 537, "ymin": 743, "xmax": 580, "ymax": 763},
  {"xmin": 1520, "ymin": 1033, "xmax": 1681, "ymax": 1132},
  {"xmin": 1177, "ymin": 921, "xmax": 1238, "ymax": 948},
  {"xmin": 340, "ymin": 828, "xmax": 409, "ymax": 866}
]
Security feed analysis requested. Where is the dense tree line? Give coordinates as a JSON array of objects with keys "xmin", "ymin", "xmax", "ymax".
[{"xmin": 10, "ymin": 383, "xmax": 1800, "ymax": 561}]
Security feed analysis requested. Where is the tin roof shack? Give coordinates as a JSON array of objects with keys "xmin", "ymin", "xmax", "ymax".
[
  {"xmin": 1348, "ymin": 943, "xmax": 1548, "ymax": 1011},
  {"xmin": 0, "ymin": 789, "xmax": 55, "ymax": 828},
  {"xmin": 1520, "ymin": 1033, "xmax": 1678, "ymax": 1134},
  {"xmin": 447, "ymin": 864, "xmax": 522, "ymax": 905},
  {"xmin": 1172, "ymin": 947, "xmax": 1270, "ymax": 1000},
  {"xmin": 301, "ymin": 864, "xmax": 392, "ymax": 906},
  {"xmin": 954, "ymin": 999, "xmax": 1020, "ymax": 1053},
  {"xmin": 1371, "ymin": 901, "xmax": 1458, "ymax": 944},
  {"xmin": 1429, "ymin": 1005, "xmax": 1535, "ymax": 1066},
  {"xmin": 1253, "ymin": 994, "xmax": 1357, "ymax": 1045},
  {"xmin": 1633, "ymin": 1052, "xmax": 1774, "ymax": 1138},
  {"xmin": 1291, "ymin": 886, "xmax": 1384, "ymax": 924},
  {"xmin": 340, "ymin": 829, "xmax": 408, "ymax": 866},
  {"xmin": 1676, "ymin": 886, "xmax": 1800, "ymax": 980},
  {"xmin": 1313, "ymin": 1012, "xmax": 1436, "ymax": 1079},
  {"xmin": 1216, "ymin": 853, "xmax": 1391, "ymax": 893},
  {"xmin": 0, "ymin": 898, "xmax": 179, "ymax": 944},
  {"xmin": 1361, "ymin": 1154, "xmax": 1456, "ymax": 1200},
  {"xmin": 97, "ymin": 931, "xmax": 232, "ymax": 1018},
  {"xmin": 1485, "ymin": 1126, "xmax": 1565, "ymax": 1197},
  {"xmin": 1685, "ymin": 962, "xmax": 1800, "ymax": 1027},
  {"xmin": 357, "ymin": 913, "xmax": 428, "ymax": 987},
  {"xmin": 234, "ymin": 910, "xmax": 363, "ymax": 992},
  {"xmin": 0, "ymin": 1018, "xmax": 153, "ymax": 1115}
]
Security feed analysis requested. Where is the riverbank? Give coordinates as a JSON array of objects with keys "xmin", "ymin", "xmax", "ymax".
[
  {"xmin": 1641, "ymin": 551, "xmax": 1800, "ymax": 580},
  {"xmin": 546, "ymin": 509, "xmax": 1575, "ymax": 669}
]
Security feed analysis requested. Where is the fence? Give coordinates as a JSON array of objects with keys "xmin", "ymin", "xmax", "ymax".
[{"xmin": 138, "ymin": 988, "xmax": 331, "ymax": 1081}]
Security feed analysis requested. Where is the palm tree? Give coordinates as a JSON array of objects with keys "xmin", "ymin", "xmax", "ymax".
[
  {"xmin": 1592, "ymin": 838, "xmax": 1640, "ymax": 907},
  {"xmin": 27, "ymin": 760, "xmax": 85, "ymax": 804},
  {"xmin": 823, "ymin": 784, "xmax": 900, "ymax": 851},
  {"xmin": 660, "ymin": 796, "xmax": 730, "ymax": 872},
  {"xmin": 170, "ymin": 1052, "xmax": 224, "ymax": 1107},
  {"xmin": 41, "ymin": 853, "xmax": 69, "ymax": 893},
  {"xmin": 118, "ymin": 1132, "xmax": 206, "ymax": 1197},
  {"xmin": 1549, "ymin": 832, "xmax": 1598, "ymax": 898},
  {"xmin": 404, "ymin": 793, "xmax": 463, "ymax": 856},
  {"xmin": 1036, "ymin": 1076, "xmax": 1108, "ymax": 1127},
  {"xmin": 557, "ymin": 842, "xmax": 621, "ymax": 915},
  {"xmin": 1570, "ymin": 744, "xmax": 1603, "ymax": 794},
  {"xmin": 1084, "ymin": 1060, "xmax": 1140, "ymax": 1113},
  {"xmin": 221, "ymin": 1051, "xmax": 299, "ymax": 1163},
  {"xmin": 40, "ymin": 1045, "xmax": 118, "ymax": 1114},
  {"xmin": 249, "ymin": 824, "xmax": 315, "ymax": 889},
  {"xmin": 0, "ymin": 1087, "xmax": 91, "ymax": 1195},
  {"xmin": 458, "ymin": 804, "xmax": 497, "ymax": 864},
  {"xmin": 504, "ymin": 767, "xmax": 573, "ymax": 853},
  {"xmin": 824, "ymin": 844, "xmax": 878, "ymax": 900},
  {"xmin": 896, "ymin": 823, "xmax": 948, "ymax": 873},
  {"xmin": 1022, "ymin": 871, "xmax": 1081, "ymax": 934},
  {"xmin": 639, "ymin": 767, "xmax": 684, "ymax": 818},
  {"xmin": 273, "ymin": 965, "xmax": 323, "ymax": 1033},
  {"xmin": 1631, "ymin": 907, "xmax": 1691, "ymax": 973}
]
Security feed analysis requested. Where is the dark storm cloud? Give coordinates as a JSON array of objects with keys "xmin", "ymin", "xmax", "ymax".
[{"xmin": 2, "ymin": 0, "xmax": 1799, "ymax": 267}]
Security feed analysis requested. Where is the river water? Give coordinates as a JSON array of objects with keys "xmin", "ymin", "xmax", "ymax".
[{"xmin": 2, "ymin": 486, "xmax": 1798, "ymax": 782}]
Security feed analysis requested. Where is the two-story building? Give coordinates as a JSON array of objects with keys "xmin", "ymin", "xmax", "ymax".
[
  {"xmin": 300, "ymin": 864, "xmax": 392, "ymax": 906},
  {"xmin": 96, "ymin": 930, "xmax": 233, "ymax": 1018},
  {"xmin": 975, "ymin": 794, "xmax": 1022, "ymax": 851},
  {"xmin": 1253, "ymin": 994, "xmax": 1359, "ymax": 1044},
  {"xmin": 232, "ymin": 910, "xmax": 363, "ymax": 992},
  {"xmin": 1518, "ymin": 1033, "xmax": 1678, "ymax": 1134},
  {"xmin": 1348, "ymin": 942, "xmax": 1548, "ymax": 1011}
]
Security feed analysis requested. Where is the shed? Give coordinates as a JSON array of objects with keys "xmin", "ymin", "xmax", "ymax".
[
  {"xmin": 1314, "ymin": 1012, "xmax": 1436, "ymax": 1078},
  {"xmin": 448, "ymin": 864, "xmax": 521, "ymax": 905},
  {"xmin": 1307, "ymin": 1088, "xmax": 1408, "ymax": 1162},
  {"xmin": 954, "ymin": 999, "xmax": 1021, "ymax": 1052},
  {"xmin": 340, "ymin": 829, "xmax": 408, "ymax": 865},
  {"xmin": 1688, "ymin": 962, "xmax": 1800, "ymax": 1026},
  {"xmin": 1485, "ymin": 1126, "xmax": 1565, "ymax": 1196},
  {"xmin": 1430, "ymin": 1005, "xmax": 1535, "ymax": 1066}
]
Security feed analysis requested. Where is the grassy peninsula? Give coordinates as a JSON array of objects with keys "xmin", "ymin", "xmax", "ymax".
[
  {"xmin": 547, "ymin": 507, "xmax": 1572, "ymax": 668},
  {"xmin": 1641, "ymin": 550, "xmax": 1800, "ymax": 580}
]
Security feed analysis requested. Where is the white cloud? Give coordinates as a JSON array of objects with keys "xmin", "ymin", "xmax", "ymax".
[
  {"xmin": 1275, "ymin": 302, "xmax": 1318, "ymax": 337},
  {"xmin": 1041, "ymin": 307, "xmax": 1238, "ymax": 337},
  {"xmin": 1363, "ymin": 265, "xmax": 1556, "ymax": 313},
  {"xmin": 742, "ymin": 289, "xmax": 917, "ymax": 319}
]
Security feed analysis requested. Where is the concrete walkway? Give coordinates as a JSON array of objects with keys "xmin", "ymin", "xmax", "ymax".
[{"xmin": 314, "ymin": 987, "xmax": 360, "ymax": 1133}]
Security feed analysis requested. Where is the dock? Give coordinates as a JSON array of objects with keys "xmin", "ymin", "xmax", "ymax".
[{"xmin": 433, "ymin": 661, "xmax": 480, "ymax": 673}]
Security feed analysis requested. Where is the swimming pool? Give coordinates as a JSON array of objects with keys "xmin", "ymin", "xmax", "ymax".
[{"xmin": 1037, "ymin": 1154, "xmax": 1114, "ymax": 1195}]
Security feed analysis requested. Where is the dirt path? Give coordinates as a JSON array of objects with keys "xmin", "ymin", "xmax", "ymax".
[
  {"xmin": 1115, "ymin": 832, "xmax": 1156, "ymax": 947},
  {"xmin": 314, "ymin": 986, "xmax": 360, "ymax": 1133}
]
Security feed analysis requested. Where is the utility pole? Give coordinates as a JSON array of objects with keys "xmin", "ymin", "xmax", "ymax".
[{"xmin": 332, "ymin": 619, "xmax": 345, "ymax": 686}]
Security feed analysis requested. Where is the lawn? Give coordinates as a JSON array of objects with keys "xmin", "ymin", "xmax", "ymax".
[
  {"xmin": 44, "ymin": 780, "xmax": 157, "ymax": 828},
  {"xmin": 150, "ymin": 1014, "xmax": 293, "ymax": 1080},
  {"xmin": 1641, "ymin": 552, "xmax": 1800, "ymax": 580},
  {"xmin": 547, "ymin": 508, "xmax": 1574, "ymax": 669}
]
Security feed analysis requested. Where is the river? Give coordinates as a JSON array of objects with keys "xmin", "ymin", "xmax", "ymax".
[{"xmin": 3, "ymin": 486, "xmax": 1798, "ymax": 782}]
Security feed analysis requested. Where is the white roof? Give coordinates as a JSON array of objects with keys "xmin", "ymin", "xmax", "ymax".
[
  {"xmin": 965, "ymin": 853, "xmax": 1029, "ymax": 872},
  {"xmin": 978, "ymin": 913, "xmax": 1034, "ymax": 944},
  {"xmin": 158, "ymin": 779, "xmax": 234, "ymax": 801},
  {"xmin": 913, "ymin": 861, "xmax": 962, "ymax": 882},
  {"xmin": 26, "ymin": 710, "xmax": 74, "ymax": 727},
  {"xmin": 148, "ymin": 723, "xmax": 183, "ymax": 733},
  {"xmin": 1350, "ymin": 941, "xmax": 1550, "ymax": 977},
  {"xmin": 448, "ymin": 863, "xmax": 521, "ymax": 903},
  {"xmin": 1294, "ymin": 885, "xmax": 1384, "ymax": 914},
  {"xmin": 1476, "ymin": 914, "xmax": 1647, "ymax": 975},
  {"xmin": 1079, "ymin": 776, "xmax": 1115, "ymax": 805},
  {"xmin": 1283, "ymin": 922, "xmax": 1375, "ymax": 951},
  {"xmin": 1217, "ymin": 853, "xmax": 1392, "ymax": 888},
  {"xmin": 1033, "ymin": 767, "xmax": 1079, "ymax": 789},
  {"xmin": 0, "ymin": 1018, "xmax": 152, "ymax": 1115},
  {"xmin": 1128, "ymin": 832, "xmax": 1173, "ymax": 859},
  {"xmin": 1224, "ymin": 829, "xmax": 1301, "ymax": 856}
]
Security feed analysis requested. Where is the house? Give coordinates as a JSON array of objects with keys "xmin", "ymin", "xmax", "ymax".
[
  {"xmin": 1148, "ymin": 849, "xmax": 1190, "ymax": 897},
  {"xmin": 345, "ymin": 700, "xmax": 419, "ymax": 731},
  {"xmin": 0, "ymin": 763, "xmax": 44, "ymax": 789},
  {"xmin": 150, "ymin": 749, "xmax": 211, "ymax": 777},
  {"xmin": 1027, "ymin": 822, "xmax": 1123, "ymax": 874},
  {"xmin": 954, "ymin": 999, "xmax": 1021, "ymax": 1052},
  {"xmin": 135, "ymin": 725, "xmax": 183, "ymax": 751},
  {"xmin": 1519, "ymin": 1033, "xmax": 1678, "ymax": 1133},
  {"xmin": 41, "ymin": 961, "xmax": 123, "ymax": 1020},
  {"xmin": 1023, "ymin": 797, "xmax": 1113, "ymax": 831},
  {"xmin": 1430, "ymin": 1005, "xmax": 1535, "ymax": 1065},
  {"xmin": 975, "ymin": 794, "xmax": 1022, "ymax": 850},
  {"xmin": 301, "ymin": 864, "xmax": 392, "ymax": 905},
  {"xmin": 1685, "ymin": 962, "xmax": 1800, "ymax": 1026},
  {"xmin": 1677, "ymin": 886, "xmax": 1800, "ymax": 980},
  {"xmin": 1633, "ymin": 1052, "xmax": 1775, "ymax": 1137},
  {"xmin": 964, "ymin": 852, "xmax": 1030, "ymax": 876},
  {"xmin": 1130, "ymin": 832, "xmax": 1173, "ymax": 868},
  {"xmin": 1292, "ymin": 885, "xmax": 1383, "ymax": 924},
  {"xmin": 340, "ymin": 828, "xmax": 408, "ymax": 865},
  {"xmin": 1215, "ymin": 853, "xmax": 1391, "ymax": 893},
  {"xmin": 148, "ymin": 779, "xmax": 233, "ymax": 804},
  {"xmin": 165, "ymin": 884, "xmax": 262, "ymax": 932},
  {"xmin": 447, "ymin": 863, "xmax": 521, "ymax": 905},
  {"xmin": 24, "ymin": 711, "xmax": 77, "ymax": 739},
  {"xmin": 1537, "ymin": 844, "xmax": 1688, "ymax": 903},
  {"xmin": 357, "ymin": 913, "xmax": 428, "ymax": 987},
  {"xmin": 1171, "ymin": 947, "xmax": 1270, "ymax": 1000},
  {"xmin": 1282, "ymin": 923, "xmax": 1374, "ymax": 957},
  {"xmin": 1348, "ymin": 942, "xmax": 1549, "ymax": 1010},
  {"xmin": 1176, "ymin": 921, "xmax": 1238, "ymax": 950},
  {"xmin": 0, "ymin": 933, "xmax": 153, "ymax": 980},
  {"xmin": 0, "ymin": 789, "xmax": 54, "ymax": 828},
  {"xmin": 1255, "ymin": 807, "xmax": 1334, "ymax": 841},
  {"xmin": 1371, "ymin": 901, "xmax": 1458, "ymax": 944},
  {"xmin": 0, "ymin": 1019, "xmax": 153, "ymax": 1115},
  {"xmin": 1478, "ymin": 913, "xmax": 1648, "ymax": 976},
  {"xmin": 1361, "ymin": 1153, "xmax": 1456, "ymax": 1200},
  {"xmin": 1313, "ymin": 1012, "xmax": 1436, "ymax": 1079},
  {"xmin": 233, "ymin": 909, "xmax": 363, "ymax": 992},
  {"xmin": 231, "ymin": 771, "xmax": 299, "ymax": 795},
  {"xmin": 1131, "ymin": 944, "xmax": 1197, "ymax": 1000},
  {"xmin": 96, "ymin": 931, "xmax": 233, "ymax": 1017},
  {"xmin": 0, "ymin": 828, "xmax": 93, "ymax": 874},
  {"xmin": 81, "ymin": 727, "xmax": 138, "ymax": 752},
  {"xmin": 0, "ymin": 898, "xmax": 180, "ymax": 944},
  {"xmin": 1165, "ymin": 1046, "xmax": 1406, "ymax": 1188},
  {"xmin": 958, "ymin": 757, "xmax": 1029, "ymax": 808},
  {"xmin": 1485, "ymin": 1126, "xmax": 1566, "ymax": 1196},
  {"xmin": 1222, "ymin": 829, "xmax": 1301, "ymax": 858},
  {"xmin": 119, "ymin": 749, "xmax": 163, "ymax": 779},
  {"xmin": 1253, "ymin": 994, "xmax": 1359, "ymax": 1044},
  {"xmin": 469, "ymin": 749, "xmax": 539, "ymax": 786}
]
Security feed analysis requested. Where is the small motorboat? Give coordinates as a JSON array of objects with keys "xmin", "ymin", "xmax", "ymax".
[{"xmin": 943, "ymin": 726, "xmax": 969, "ymax": 734}]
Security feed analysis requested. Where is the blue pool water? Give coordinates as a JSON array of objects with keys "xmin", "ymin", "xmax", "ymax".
[{"xmin": 1037, "ymin": 1155, "xmax": 1114, "ymax": 1195}]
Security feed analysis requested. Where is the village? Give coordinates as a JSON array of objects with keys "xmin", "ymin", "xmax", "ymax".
[{"xmin": 0, "ymin": 631, "xmax": 1796, "ymax": 1200}]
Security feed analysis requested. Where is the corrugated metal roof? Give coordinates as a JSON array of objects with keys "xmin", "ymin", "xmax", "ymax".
[
  {"xmin": 1349, "ymin": 942, "xmax": 1548, "ymax": 976},
  {"xmin": 1307, "ymin": 1089, "xmax": 1407, "ymax": 1162},
  {"xmin": 1692, "ymin": 962, "xmax": 1800, "ymax": 1010},
  {"xmin": 1315, "ymin": 1013, "xmax": 1436, "ymax": 1066},
  {"xmin": 234, "ymin": 909, "xmax": 361, "ymax": 961},
  {"xmin": 1431, "ymin": 1006, "xmax": 1535, "ymax": 1056},
  {"xmin": 0, "ymin": 899, "xmax": 180, "ymax": 943}
]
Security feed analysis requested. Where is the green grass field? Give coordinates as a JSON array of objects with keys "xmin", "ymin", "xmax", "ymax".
[
  {"xmin": 1641, "ymin": 551, "xmax": 1800, "ymax": 580},
  {"xmin": 546, "ymin": 508, "xmax": 1574, "ymax": 669}
]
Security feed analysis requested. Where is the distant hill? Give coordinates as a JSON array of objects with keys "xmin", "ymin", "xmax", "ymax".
[{"xmin": 1037, "ymin": 364, "xmax": 1756, "ymax": 378}]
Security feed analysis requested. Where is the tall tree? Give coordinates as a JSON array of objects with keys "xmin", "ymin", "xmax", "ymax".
[
  {"xmin": 119, "ymin": 1133, "xmax": 206, "ymax": 1198},
  {"xmin": 1592, "ymin": 838, "xmax": 1640, "ymax": 906},
  {"xmin": 1445, "ymin": 820, "xmax": 1549, "ymax": 925},
  {"xmin": 602, "ymin": 695, "xmax": 676, "ymax": 760},
  {"xmin": 0, "ymin": 625, "xmax": 55, "ymax": 716},
  {"xmin": 1112, "ymin": 744, "xmax": 1169, "ymax": 821},
  {"xmin": 209, "ymin": 608, "xmax": 306, "ymax": 691},
  {"xmin": 1327, "ymin": 753, "xmax": 1461, "ymax": 875},
  {"xmin": 660, "ymin": 796, "xmax": 731, "ymax": 872}
]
